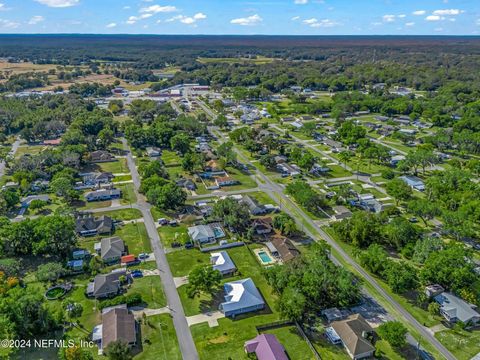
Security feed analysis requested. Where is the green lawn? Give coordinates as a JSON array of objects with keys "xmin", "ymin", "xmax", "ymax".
[
  {"xmin": 190, "ymin": 245, "xmax": 282, "ymax": 359},
  {"xmin": 435, "ymin": 328, "xmax": 480, "ymax": 360},
  {"xmin": 263, "ymin": 326, "xmax": 317, "ymax": 360},
  {"xmin": 158, "ymin": 224, "xmax": 189, "ymax": 248},
  {"xmin": 118, "ymin": 183, "xmax": 137, "ymax": 204},
  {"xmin": 98, "ymin": 158, "xmax": 129, "ymax": 173},
  {"xmin": 78, "ymin": 198, "xmax": 112, "ymax": 210},
  {"xmin": 166, "ymin": 249, "xmax": 210, "ymax": 277},
  {"xmin": 129, "ymin": 276, "xmax": 166, "ymax": 309},
  {"xmin": 113, "ymin": 174, "xmax": 132, "ymax": 182},
  {"xmin": 93, "ymin": 208, "xmax": 143, "ymax": 221},
  {"xmin": 134, "ymin": 314, "xmax": 182, "ymax": 360},
  {"xmin": 162, "ymin": 150, "xmax": 182, "ymax": 166},
  {"xmin": 115, "ymin": 222, "xmax": 152, "ymax": 255}
]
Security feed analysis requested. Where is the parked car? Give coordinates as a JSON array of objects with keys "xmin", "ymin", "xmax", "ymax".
[
  {"xmin": 169, "ymin": 220, "xmax": 178, "ymax": 226},
  {"xmin": 184, "ymin": 242, "xmax": 194, "ymax": 249},
  {"xmin": 158, "ymin": 218, "xmax": 168, "ymax": 225},
  {"xmin": 131, "ymin": 270, "xmax": 143, "ymax": 278},
  {"xmin": 171, "ymin": 242, "xmax": 182, "ymax": 248},
  {"xmin": 409, "ymin": 217, "xmax": 418, "ymax": 223},
  {"xmin": 138, "ymin": 253, "xmax": 149, "ymax": 260}
]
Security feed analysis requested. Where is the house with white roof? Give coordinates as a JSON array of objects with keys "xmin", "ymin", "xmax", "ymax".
[
  {"xmin": 210, "ymin": 251, "xmax": 236, "ymax": 276},
  {"xmin": 220, "ymin": 278, "xmax": 265, "ymax": 317},
  {"xmin": 188, "ymin": 225, "xmax": 215, "ymax": 244},
  {"xmin": 399, "ymin": 175, "xmax": 425, "ymax": 191}
]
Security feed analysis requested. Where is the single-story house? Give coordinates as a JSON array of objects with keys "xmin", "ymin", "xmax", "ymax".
[
  {"xmin": 176, "ymin": 178, "xmax": 197, "ymax": 191},
  {"xmin": 329, "ymin": 314, "xmax": 375, "ymax": 360},
  {"xmin": 85, "ymin": 189, "xmax": 121, "ymax": 202},
  {"xmin": 95, "ymin": 237, "xmax": 125, "ymax": 263},
  {"xmin": 93, "ymin": 306, "xmax": 137, "ymax": 350},
  {"xmin": 72, "ymin": 249, "xmax": 89, "ymax": 260},
  {"xmin": 434, "ymin": 292, "xmax": 480, "ymax": 325},
  {"xmin": 211, "ymin": 251, "xmax": 236, "ymax": 276},
  {"xmin": 399, "ymin": 175, "xmax": 425, "ymax": 191},
  {"xmin": 244, "ymin": 334, "xmax": 288, "ymax": 360},
  {"xmin": 276, "ymin": 163, "xmax": 301, "ymax": 177},
  {"xmin": 252, "ymin": 217, "xmax": 273, "ymax": 235},
  {"xmin": 220, "ymin": 278, "xmax": 265, "ymax": 318},
  {"xmin": 87, "ymin": 269, "xmax": 128, "ymax": 299},
  {"xmin": 76, "ymin": 215, "xmax": 114, "ymax": 237},
  {"xmin": 216, "ymin": 176, "xmax": 239, "ymax": 187},
  {"xmin": 81, "ymin": 172, "xmax": 115, "ymax": 186},
  {"xmin": 241, "ymin": 195, "xmax": 266, "ymax": 215},
  {"xmin": 267, "ymin": 237, "xmax": 300, "ymax": 262},
  {"xmin": 188, "ymin": 224, "xmax": 216, "ymax": 244},
  {"xmin": 146, "ymin": 147, "xmax": 161, "ymax": 157},
  {"xmin": 89, "ymin": 150, "xmax": 116, "ymax": 163},
  {"xmin": 332, "ymin": 206, "xmax": 353, "ymax": 221},
  {"xmin": 31, "ymin": 180, "xmax": 50, "ymax": 192}
]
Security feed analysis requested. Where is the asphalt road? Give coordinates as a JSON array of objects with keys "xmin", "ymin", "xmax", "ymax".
[
  {"xmin": 197, "ymin": 100, "xmax": 456, "ymax": 360},
  {"xmin": 121, "ymin": 139, "xmax": 199, "ymax": 360}
]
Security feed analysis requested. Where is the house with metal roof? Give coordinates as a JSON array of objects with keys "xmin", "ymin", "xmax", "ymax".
[
  {"xmin": 210, "ymin": 251, "xmax": 236, "ymax": 276},
  {"xmin": 85, "ymin": 188, "xmax": 121, "ymax": 202},
  {"xmin": 434, "ymin": 292, "xmax": 480, "ymax": 325},
  {"xmin": 399, "ymin": 175, "xmax": 425, "ymax": 191},
  {"xmin": 220, "ymin": 278, "xmax": 265, "ymax": 318},
  {"xmin": 76, "ymin": 215, "xmax": 114, "ymax": 237},
  {"xmin": 244, "ymin": 334, "xmax": 288, "ymax": 360}
]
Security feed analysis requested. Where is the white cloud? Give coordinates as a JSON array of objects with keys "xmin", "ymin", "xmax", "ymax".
[
  {"xmin": 412, "ymin": 10, "xmax": 426, "ymax": 16},
  {"xmin": 303, "ymin": 18, "xmax": 339, "ymax": 28},
  {"xmin": 291, "ymin": 16, "xmax": 300, "ymax": 21},
  {"xmin": 34, "ymin": 0, "xmax": 79, "ymax": 8},
  {"xmin": 477, "ymin": 19, "xmax": 480, "ymax": 26},
  {"xmin": 28, "ymin": 15, "xmax": 45, "ymax": 25},
  {"xmin": 0, "ymin": 19, "xmax": 20, "ymax": 28},
  {"xmin": 165, "ymin": 13, "xmax": 207, "ymax": 25},
  {"xmin": 425, "ymin": 15, "xmax": 442, "ymax": 21},
  {"xmin": 140, "ymin": 5, "xmax": 178, "ymax": 13},
  {"xmin": 140, "ymin": 13, "xmax": 152, "ymax": 19},
  {"xmin": 294, "ymin": 0, "xmax": 308, "ymax": 4},
  {"xmin": 382, "ymin": 14, "xmax": 396, "ymax": 22},
  {"xmin": 0, "ymin": 4, "xmax": 6, "ymax": 11},
  {"xmin": 432, "ymin": 9, "xmax": 463, "ymax": 16},
  {"xmin": 126, "ymin": 16, "xmax": 139, "ymax": 24},
  {"xmin": 123, "ymin": 6, "xmax": 131, "ymax": 10},
  {"xmin": 398, "ymin": 14, "xmax": 406, "ymax": 18},
  {"xmin": 230, "ymin": 14, "xmax": 262, "ymax": 26},
  {"xmin": 106, "ymin": 22, "xmax": 117, "ymax": 28},
  {"xmin": 405, "ymin": 22, "xmax": 415, "ymax": 27}
]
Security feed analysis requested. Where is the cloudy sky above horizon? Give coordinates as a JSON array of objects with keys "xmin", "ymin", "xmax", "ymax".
[{"xmin": 0, "ymin": 0, "xmax": 478, "ymax": 35}]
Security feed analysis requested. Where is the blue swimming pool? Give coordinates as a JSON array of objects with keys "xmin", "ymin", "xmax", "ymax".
[
  {"xmin": 213, "ymin": 227, "xmax": 225, "ymax": 238},
  {"xmin": 258, "ymin": 251, "xmax": 273, "ymax": 264}
]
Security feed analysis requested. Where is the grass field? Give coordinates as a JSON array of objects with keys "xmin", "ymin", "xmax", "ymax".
[
  {"xmin": 435, "ymin": 328, "xmax": 480, "ymax": 360},
  {"xmin": 158, "ymin": 224, "xmax": 189, "ymax": 248},
  {"xmin": 262, "ymin": 326, "xmax": 317, "ymax": 360},
  {"xmin": 166, "ymin": 249, "xmax": 209, "ymax": 277},
  {"xmin": 134, "ymin": 314, "xmax": 181, "ymax": 360},
  {"xmin": 98, "ymin": 158, "xmax": 129, "ymax": 173},
  {"xmin": 128, "ymin": 276, "xmax": 166, "ymax": 309},
  {"xmin": 92, "ymin": 208, "xmax": 142, "ymax": 221},
  {"xmin": 115, "ymin": 222, "xmax": 152, "ymax": 255}
]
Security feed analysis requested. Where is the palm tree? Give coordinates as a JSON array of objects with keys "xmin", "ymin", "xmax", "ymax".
[{"xmin": 338, "ymin": 151, "xmax": 352, "ymax": 169}]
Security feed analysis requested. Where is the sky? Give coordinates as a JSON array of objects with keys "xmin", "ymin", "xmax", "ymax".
[{"xmin": 0, "ymin": 0, "xmax": 479, "ymax": 35}]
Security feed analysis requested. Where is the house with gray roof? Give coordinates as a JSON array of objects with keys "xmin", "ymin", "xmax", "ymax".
[
  {"xmin": 399, "ymin": 175, "xmax": 425, "ymax": 191},
  {"xmin": 434, "ymin": 292, "xmax": 480, "ymax": 325},
  {"xmin": 241, "ymin": 195, "xmax": 266, "ymax": 215},
  {"xmin": 85, "ymin": 189, "xmax": 121, "ymax": 202},
  {"xmin": 220, "ymin": 278, "xmax": 265, "ymax": 318},
  {"xmin": 188, "ymin": 224, "xmax": 216, "ymax": 244},
  {"xmin": 76, "ymin": 215, "xmax": 113, "ymax": 237},
  {"xmin": 95, "ymin": 237, "xmax": 125, "ymax": 264},
  {"xmin": 210, "ymin": 251, "xmax": 236, "ymax": 276},
  {"xmin": 87, "ymin": 269, "xmax": 128, "ymax": 299}
]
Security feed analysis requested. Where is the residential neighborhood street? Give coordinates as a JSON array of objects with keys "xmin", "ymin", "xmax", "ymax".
[{"xmin": 121, "ymin": 138, "xmax": 199, "ymax": 360}]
